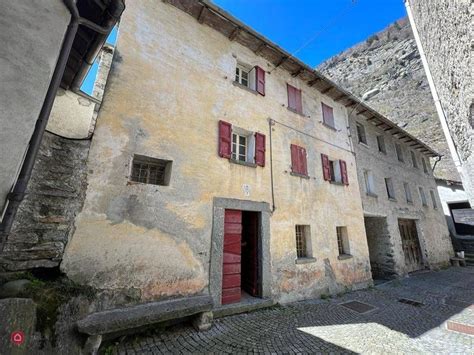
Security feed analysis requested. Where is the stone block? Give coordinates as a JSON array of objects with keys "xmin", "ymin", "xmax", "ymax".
[{"xmin": 192, "ymin": 311, "xmax": 213, "ymax": 331}]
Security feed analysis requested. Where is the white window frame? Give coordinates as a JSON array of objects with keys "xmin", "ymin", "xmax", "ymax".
[
  {"xmin": 329, "ymin": 159, "xmax": 342, "ymax": 183},
  {"xmin": 364, "ymin": 170, "xmax": 376, "ymax": 195},
  {"xmin": 235, "ymin": 63, "xmax": 256, "ymax": 91},
  {"xmin": 231, "ymin": 126, "xmax": 255, "ymax": 164}
]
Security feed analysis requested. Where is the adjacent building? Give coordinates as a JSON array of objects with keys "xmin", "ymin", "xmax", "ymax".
[{"xmin": 349, "ymin": 110, "xmax": 453, "ymax": 278}]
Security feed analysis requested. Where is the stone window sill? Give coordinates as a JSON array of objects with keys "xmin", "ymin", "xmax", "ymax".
[
  {"xmin": 322, "ymin": 122, "xmax": 337, "ymax": 131},
  {"xmin": 232, "ymin": 81, "xmax": 258, "ymax": 95},
  {"xmin": 287, "ymin": 107, "xmax": 306, "ymax": 117},
  {"xmin": 330, "ymin": 181, "xmax": 345, "ymax": 186},
  {"xmin": 388, "ymin": 198, "xmax": 397, "ymax": 202},
  {"xmin": 296, "ymin": 257, "xmax": 317, "ymax": 265},
  {"xmin": 338, "ymin": 254, "xmax": 353, "ymax": 261},
  {"xmin": 358, "ymin": 142, "xmax": 369, "ymax": 148},
  {"xmin": 230, "ymin": 159, "xmax": 257, "ymax": 168},
  {"xmin": 366, "ymin": 192, "xmax": 378, "ymax": 198},
  {"xmin": 290, "ymin": 172, "xmax": 310, "ymax": 179}
]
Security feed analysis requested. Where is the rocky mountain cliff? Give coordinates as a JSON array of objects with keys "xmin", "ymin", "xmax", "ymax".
[{"xmin": 318, "ymin": 18, "xmax": 458, "ymax": 181}]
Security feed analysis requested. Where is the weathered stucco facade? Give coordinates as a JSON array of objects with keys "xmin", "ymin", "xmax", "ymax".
[
  {"xmin": 61, "ymin": 0, "xmax": 373, "ymax": 305},
  {"xmin": 405, "ymin": 0, "xmax": 474, "ymax": 206},
  {"xmin": 349, "ymin": 111, "xmax": 453, "ymax": 278}
]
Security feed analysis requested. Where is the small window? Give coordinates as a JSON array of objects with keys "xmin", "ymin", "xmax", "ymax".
[
  {"xmin": 419, "ymin": 186, "xmax": 428, "ymax": 206},
  {"xmin": 336, "ymin": 227, "xmax": 350, "ymax": 256},
  {"xmin": 130, "ymin": 155, "xmax": 172, "ymax": 186},
  {"xmin": 287, "ymin": 84, "xmax": 303, "ymax": 114},
  {"xmin": 404, "ymin": 182, "xmax": 413, "ymax": 203},
  {"xmin": 377, "ymin": 135, "xmax": 386, "ymax": 153},
  {"xmin": 322, "ymin": 102, "xmax": 335, "ymax": 128},
  {"xmin": 395, "ymin": 144, "xmax": 404, "ymax": 162},
  {"xmin": 235, "ymin": 64, "xmax": 250, "ymax": 87},
  {"xmin": 385, "ymin": 178, "xmax": 396, "ymax": 200},
  {"xmin": 356, "ymin": 123, "xmax": 367, "ymax": 145},
  {"xmin": 295, "ymin": 225, "xmax": 312, "ymax": 259},
  {"xmin": 422, "ymin": 157, "xmax": 429, "ymax": 173},
  {"xmin": 232, "ymin": 133, "xmax": 247, "ymax": 162},
  {"xmin": 430, "ymin": 190, "xmax": 438, "ymax": 209},
  {"xmin": 364, "ymin": 170, "xmax": 376, "ymax": 195},
  {"xmin": 411, "ymin": 151, "xmax": 418, "ymax": 168}
]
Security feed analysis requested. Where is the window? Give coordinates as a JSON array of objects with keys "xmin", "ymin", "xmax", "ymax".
[
  {"xmin": 395, "ymin": 144, "xmax": 404, "ymax": 162},
  {"xmin": 377, "ymin": 135, "xmax": 386, "ymax": 153},
  {"xmin": 411, "ymin": 151, "xmax": 418, "ymax": 168},
  {"xmin": 430, "ymin": 190, "xmax": 438, "ymax": 209},
  {"xmin": 290, "ymin": 144, "xmax": 308, "ymax": 176},
  {"xmin": 336, "ymin": 227, "xmax": 350, "ymax": 256},
  {"xmin": 422, "ymin": 157, "xmax": 429, "ymax": 173},
  {"xmin": 321, "ymin": 102, "xmax": 335, "ymax": 128},
  {"xmin": 321, "ymin": 154, "xmax": 349, "ymax": 185},
  {"xmin": 130, "ymin": 155, "xmax": 172, "ymax": 186},
  {"xmin": 419, "ymin": 186, "xmax": 428, "ymax": 206},
  {"xmin": 385, "ymin": 178, "xmax": 396, "ymax": 200},
  {"xmin": 364, "ymin": 170, "xmax": 376, "ymax": 195},
  {"xmin": 295, "ymin": 225, "xmax": 312, "ymax": 259},
  {"xmin": 356, "ymin": 123, "xmax": 367, "ymax": 145},
  {"xmin": 235, "ymin": 64, "xmax": 249, "ymax": 87},
  {"xmin": 287, "ymin": 84, "xmax": 303, "ymax": 114},
  {"xmin": 404, "ymin": 182, "xmax": 413, "ymax": 203},
  {"xmin": 218, "ymin": 121, "xmax": 265, "ymax": 166},
  {"xmin": 234, "ymin": 63, "xmax": 265, "ymax": 95}
]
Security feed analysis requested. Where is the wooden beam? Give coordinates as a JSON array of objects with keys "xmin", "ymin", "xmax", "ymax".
[
  {"xmin": 333, "ymin": 94, "xmax": 346, "ymax": 102},
  {"xmin": 197, "ymin": 6, "xmax": 207, "ymax": 23},
  {"xmin": 308, "ymin": 78, "xmax": 321, "ymax": 87},
  {"xmin": 274, "ymin": 56, "xmax": 288, "ymax": 68},
  {"xmin": 345, "ymin": 101, "xmax": 356, "ymax": 107},
  {"xmin": 228, "ymin": 27, "xmax": 240, "ymax": 41},
  {"xmin": 375, "ymin": 121, "xmax": 386, "ymax": 126},
  {"xmin": 291, "ymin": 67, "xmax": 304, "ymax": 77},
  {"xmin": 384, "ymin": 127, "xmax": 394, "ymax": 131},
  {"xmin": 321, "ymin": 86, "xmax": 332, "ymax": 94},
  {"xmin": 356, "ymin": 108, "xmax": 367, "ymax": 115},
  {"xmin": 366, "ymin": 116, "xmax": 377, "ymax": 122},
  {"xmin": 254, "ymin": 43, "xmax": 266, "ymax": 55}
]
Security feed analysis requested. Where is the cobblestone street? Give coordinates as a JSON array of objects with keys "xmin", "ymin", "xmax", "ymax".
[{"xmin": 110, "ymin": 267, "xmax": 474, "ymax": 354}]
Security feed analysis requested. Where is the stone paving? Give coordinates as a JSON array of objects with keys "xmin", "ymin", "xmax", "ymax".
[{"xmin": 110, "ymin": 267, "xmax": 474, "ymax": 354}]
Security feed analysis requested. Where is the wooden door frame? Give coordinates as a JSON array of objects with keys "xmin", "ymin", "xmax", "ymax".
[
  {"xmin": 210, "ymin": 197, "xmax": 272, "ymax": 307},
  {"xmin": 397, "ymin": 218, "xmax": 425, "ymax": 272}
]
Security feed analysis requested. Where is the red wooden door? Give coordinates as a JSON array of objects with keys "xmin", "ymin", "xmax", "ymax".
[
  {"xmin": 242, "ymin": 212, "xmax": 259, "ymax": 297},
  {"xmin": 222, "ymin": 209, "xmax": 242, "ymax": 304}
]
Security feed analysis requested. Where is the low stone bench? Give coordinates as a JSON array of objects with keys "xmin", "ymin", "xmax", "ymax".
[
  {"xmin": 450, "ymin": 257, "xmax": 467, "ymax": 267},
  {"xmin": 77, "ymin": 295, "xmax": 213, "ymax": 354}
]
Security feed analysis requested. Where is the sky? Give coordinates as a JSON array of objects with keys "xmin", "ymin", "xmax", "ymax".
[{"xmin": 81, "ymin": 0, "xmax": 406, "ymax": 95}]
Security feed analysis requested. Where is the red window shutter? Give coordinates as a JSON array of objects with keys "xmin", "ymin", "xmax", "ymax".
[
  {"xmin": 287, "ymin": 84, "xmax": 296, "ymax": 111},
  {"xmin": 254, "ymin": 132, "xmax": 266, "ymax": 167},
  {"xmin": 299, "ymin": 146, "xmax": 308, "ymax": 176},
  {"xmin": 340, "ymin": 160, "xmax": 349, "ymax": 185},
  {"xmin": 322, "ymin": 103, "xmax": 334, "ymax": 127},
  {"xmin": 255, "ymin": 66, "xmax": 265, "ymax": 96},
  {"xmin": 290, "ymin": 144, "xmax": 299, "ymax": 173},
  {"xmin": 218, "ymin": 120, "xmax": 232, "ymax": 159},
  {"xmin": 295, "ymin": 88, "xmax": 303, "ymax": 114},
  {"xmin": 321, "ymin": 154, "xmax": 331, "ymax": 181}
]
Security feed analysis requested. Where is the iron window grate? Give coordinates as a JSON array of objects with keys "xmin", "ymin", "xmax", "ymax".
[
  {"xmin": 130, "ymin": 155, "xmax": 171, "ymax": 186},
  {"xmin": 295, "ymin": 225, "xmax": 307, "ymax": 258}
]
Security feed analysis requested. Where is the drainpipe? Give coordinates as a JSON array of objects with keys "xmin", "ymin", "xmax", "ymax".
[
  {"xmin": 404, "ymin": 0, "xmax": 462, "ymax": 175},
  {"xmin": 432, "ymin": 155, "xmax": 442, "ymax": 173},
  {"xmin": 268, "ymin": 118, "xmax": 276, "ymax": 212},
  {"xmin": 0, "ymin": 0, "xmax": 122, "ymax": 238}
]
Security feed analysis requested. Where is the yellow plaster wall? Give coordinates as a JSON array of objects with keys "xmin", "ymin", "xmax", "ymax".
[{"xmin": 61, "ymin": 0, "xmax": 372, "ymax": 303}]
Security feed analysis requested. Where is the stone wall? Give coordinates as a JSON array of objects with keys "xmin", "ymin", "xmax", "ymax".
[
  {"xmin": 0, "ymin": 132, "xmax": 90, "ymax": 271},
  {"xmin": 407, "ymin": 0, "xmax": 474, "ymax": 206}
]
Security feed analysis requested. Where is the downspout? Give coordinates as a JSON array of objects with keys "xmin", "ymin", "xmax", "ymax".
[
  {"xmin": 432, "ymin": 155, "xmax": 442, "ymax": 173},
  {"xmin": 268, "ymin": 118, "xmax": 276, "ymax": 212},
  {"xmin": 0, "ymin": 0, "xmax": 122, "ymax": 237},
  {"xmin": 404, "ymin": 0, "xmax": 462, "ymax": 174}
]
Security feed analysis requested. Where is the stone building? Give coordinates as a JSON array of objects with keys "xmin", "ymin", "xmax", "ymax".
[
  {"xmin": 404, "ymin": 0, "xmax": 474, "ymax": 207},
  {"xmin": 61, "ymin": 0, "xmax": 378, "ymax": 308},
  {"xmin": 348, "ymin": 110, "xmax": 453, "ymax": 278}
]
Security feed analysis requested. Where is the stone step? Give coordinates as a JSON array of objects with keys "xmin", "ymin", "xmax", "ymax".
[{"xmin": 445, "ymin": 305, "xmax": 474, "ymax": 336}]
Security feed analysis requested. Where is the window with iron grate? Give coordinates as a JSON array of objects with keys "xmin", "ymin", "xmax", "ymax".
[
  {"xmin": 336, "ymin": 226, "xmax": 350, "ymax": 256},
  {"xmin": 295, "ymin": 225, "xmax": 311, "ymax": 259},
  {"xmin": 130, "ymin": 155, "xmax": 172, "ymax": 186}
]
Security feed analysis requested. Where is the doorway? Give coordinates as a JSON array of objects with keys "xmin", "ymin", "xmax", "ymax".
[
  {"xmin": 222, "ymin": 209, "xmax": 261, "ymax": 305},
  {"xmin": 364, "ymin": 216, "xmax": 396, "ymax": 280},
  {"xmin": 398, "ymin": 219, "xmax": 423, "ymax": 273}
]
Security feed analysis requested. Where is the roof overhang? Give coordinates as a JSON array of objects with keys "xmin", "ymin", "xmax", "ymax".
[{"xmin": 164, "ymin": 0, "xmax": 440, "ymax": 158}]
